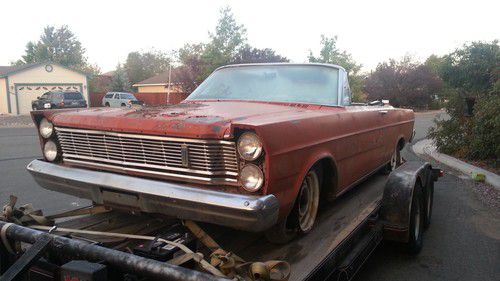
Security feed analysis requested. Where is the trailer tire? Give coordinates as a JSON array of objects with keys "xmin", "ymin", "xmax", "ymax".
[
  {"xmin": 265, "ymin": 168, "xmax": 320, "ymax": 244},
  {"xmin": 423, "ymin": 174, "xmax": 434, "ymax": 230},
  {"xmin": 406, "ymin": 184, "xmax": 424, "ymax": 255}
]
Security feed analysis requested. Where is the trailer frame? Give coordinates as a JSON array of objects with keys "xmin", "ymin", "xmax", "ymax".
[{"xmin": 0, "ymin": 161, "xmax": 441, "ymax": 281}]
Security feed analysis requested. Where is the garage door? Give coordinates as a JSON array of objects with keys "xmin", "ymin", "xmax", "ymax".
[{"xmin": 16, "ymin": 84, "xmax": 82, "ymax": 114}]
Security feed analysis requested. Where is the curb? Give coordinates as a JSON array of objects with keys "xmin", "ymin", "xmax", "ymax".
[{"xmin": 413, "ymin": 139, "xmax": 500, "ymax": 190}]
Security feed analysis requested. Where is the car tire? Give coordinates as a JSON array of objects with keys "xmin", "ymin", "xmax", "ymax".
[
  {"xmin": 265, "ymin": 168, "xmax": 320, "ymax": 244},
  {"xmin": 406, "ymin": 183, "xmax": 424, "ymax": 255},
  {"xmin": 105, "ymin": 102, "xmax": 110, "ymax": 107},
  {"xmin": 121, "ymin": 103, "xmax": 126, "ymax": 107},
  {"xmin": 423, "ymin": 174, "xmax": 434, "ymax": 229},
  {"xmin": 382, "ymin": 146, "xmax": 402, "ymax": 175}
]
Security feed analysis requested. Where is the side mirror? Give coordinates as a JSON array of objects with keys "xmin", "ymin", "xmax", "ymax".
[{"xmin": 37, "ymin": 97, "xmax": 41, "ymax": 100}]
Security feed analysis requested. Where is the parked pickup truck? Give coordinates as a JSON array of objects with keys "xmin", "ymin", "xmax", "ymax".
[{"xmin": 27, "ymin": 63, "xmax": 414, "ymax": 243}]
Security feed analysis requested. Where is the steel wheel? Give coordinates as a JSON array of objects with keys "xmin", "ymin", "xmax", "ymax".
[
  {"xmin": 265, "ymin": 168, "xmax": 321, "ymax": 244},
  {"xmin": 383, "ymin": 146, "xmax": 402, "ymax": 174},
  {"xmin": 297, "ymin": 170, "xmax": 320, "ymax": 233}
]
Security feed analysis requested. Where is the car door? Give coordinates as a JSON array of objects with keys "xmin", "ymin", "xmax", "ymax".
[
  {"xmin": 334, "ymin": 72, "xmax": 387, "ymax": 191},
  {"xmin": 103, "ymin": 93, "xmax": 112, "ymax": 106},
  {"xmin": 376, "ymin": 105, "xmax": 398, "ymax": 165}
]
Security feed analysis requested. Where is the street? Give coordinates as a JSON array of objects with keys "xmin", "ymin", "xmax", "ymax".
[{"xmin": 0, "ymin": 111, "xmax": 498, "ymax": 280}]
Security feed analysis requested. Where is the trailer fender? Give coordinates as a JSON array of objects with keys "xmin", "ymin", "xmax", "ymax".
[{"xmin": 379, "ymin": 161, "xmax": 433, "ymax": 242}]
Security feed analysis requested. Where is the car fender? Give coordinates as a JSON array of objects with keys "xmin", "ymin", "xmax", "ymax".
[{"xmin": 294, "ymin": 151, "xmax": 338, "ymax": 202}]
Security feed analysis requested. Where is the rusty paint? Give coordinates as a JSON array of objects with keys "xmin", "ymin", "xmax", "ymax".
[{"xmin": 33, "ymin": 100, "xmax": 414, "ymax": 222}]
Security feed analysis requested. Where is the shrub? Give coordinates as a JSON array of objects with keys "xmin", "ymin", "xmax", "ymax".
[
  {"xmin": 468, "ymin": 92, "xmax": 500, "ymax": 160},
  {"xmin": 430, "ymin": 92, "xmax": 499, "ymax": 165}
]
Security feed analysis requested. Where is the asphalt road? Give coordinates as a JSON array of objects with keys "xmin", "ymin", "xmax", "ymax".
[
  {"xmin": 0, "ymin": 127, "xmax": 90, "ymax": 215},
  {"xmin": 355, "ymin": 111, "xmax": 500, "ymax": 281},
  {"xmin": 0, "ymin": 111, "xmax": 498, "ymax": 280}
]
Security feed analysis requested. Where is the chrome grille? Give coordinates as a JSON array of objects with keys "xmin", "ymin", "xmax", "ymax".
[{"xmin": 55, "ymin": 127, "xmax": 239, "ymax": 185}]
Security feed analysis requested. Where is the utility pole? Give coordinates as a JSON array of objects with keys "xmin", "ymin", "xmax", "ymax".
[{"xmin": 166, "ymin": 64, "xmax": 172, "ymax": 104}]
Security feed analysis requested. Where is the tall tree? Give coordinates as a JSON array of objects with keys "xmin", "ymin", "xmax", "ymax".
[
  {"xmin": 308, "ymin": 35, "xmax": 362, "ymax": 75},
  {"xmin": 309, "ymin": 35, "xmax": 365, "ymax": 101},
  {"xmin": 108, "ymin": 64, "xmax": 131, "ymax": 92},
  {"xmin": 439, "ymin": 41, "xmax": 499, "ymax": 96},
  {"xmin": 232, "ymin": 45, "xmax": 289, "ymax": 64},
  {"xmin": 364, "ymin": 56, "xmax": 442, "ymax": 108},
  {"xmin": 16, "ymin": 25, "xmax": 94, "ymax": 73},
  {"xmin": 124, "ymin": 50, "xmax": 171, "ymax": 85},
  {"xmin": 202, "ymin": 7, "xmax": 247, "ymax": 77},
  {"xmin": 176, "ymin": 43, "xmax": 206, "ymax": 93}
]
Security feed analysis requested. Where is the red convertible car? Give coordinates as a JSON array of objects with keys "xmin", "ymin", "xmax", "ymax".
[{"xmin": 28, "ymin": 63, "xmax": 414, "ymax": 242}]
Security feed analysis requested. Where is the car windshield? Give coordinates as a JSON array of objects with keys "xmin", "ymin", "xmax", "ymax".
[
  {"xmin": 63, "ymin": 92, "xmax": 83, "ymax": 100},
  {"xmin": 187, "ymin": 65, "xmax": 340, "ymax": 105},
  {"xmin": 121, "ymin": 93, "xmax": 137, "ymax": 100}
]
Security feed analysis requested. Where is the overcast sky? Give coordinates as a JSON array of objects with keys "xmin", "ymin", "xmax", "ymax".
[{"xmin": 1, "ymin": 0, "xmax": 498, "ymax": 73}]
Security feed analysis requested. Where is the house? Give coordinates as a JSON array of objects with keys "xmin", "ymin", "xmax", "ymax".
[
  {"xmin": 132, "ymin": 69, "xmax": 189, "ymax": 105},
  {"xmin": 0, "ymin": 62, "xmax": 89, "ymax": 115}
]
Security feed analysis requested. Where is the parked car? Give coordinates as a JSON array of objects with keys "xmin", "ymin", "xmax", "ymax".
[
  {"xmin": 28, "ymin": 63, "xmax": 414, "ymax": 242},
  {"xmin": 102, "ymin": 92, "xmax": 144, "ymax": 107},
  {"xmin": 31, "ymin": 91, "xmax": 87, "ymax": 110}
]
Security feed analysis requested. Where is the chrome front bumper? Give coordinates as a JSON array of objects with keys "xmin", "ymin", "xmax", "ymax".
[{"xmin": 27, "ymin": 160, "xmax": 279, "ymax": 232}]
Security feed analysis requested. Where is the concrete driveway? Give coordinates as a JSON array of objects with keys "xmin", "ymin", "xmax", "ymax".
[{"xmin": 0, "ymin": 111, "xmax": 498, "ymax": 280}]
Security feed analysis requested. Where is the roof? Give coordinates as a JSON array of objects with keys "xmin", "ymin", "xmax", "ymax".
[
  {"xmin": 101, "ymin": 70, "xmax": 115, "ymax": 77},
  {"xmin": 0, "ymin": 63, "xmax": 40, "ymax": 76},
  {"xmin": 133, "ymin": 68, "xmax": 182, "ymax": 86},
  {"xmin": 0, "ymin": 62, "xmax": 89, "ymax": 77}
]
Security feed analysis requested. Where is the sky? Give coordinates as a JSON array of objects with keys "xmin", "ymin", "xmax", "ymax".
[{"xmin": 0, "ymin": 0, "xmax": 498, "ymax": 73}]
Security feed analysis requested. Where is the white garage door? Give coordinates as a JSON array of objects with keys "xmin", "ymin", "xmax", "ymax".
[{"xmin": 16, "ymin": 84, "xmax": 82, "ymax": 114}]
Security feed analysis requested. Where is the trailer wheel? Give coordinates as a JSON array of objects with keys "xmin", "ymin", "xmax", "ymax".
[
  {"xmin": 423, "ymin": 174, "xmax": 434, "ymax": 229},
  {"xmin": 406, "ymin": 184, "xmax": 424, "ymax": 255},
  {"xmin": 266, "ymin": 169, "xmax": 320, "ymax": 244}
]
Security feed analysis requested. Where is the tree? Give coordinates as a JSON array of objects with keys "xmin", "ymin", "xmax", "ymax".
[
  {"xmin": 308, "ymin": 35, "xmax": 362, "ymax": 76},
  {"xmin": 308, "ymin": 35, "xmax": 365, "ymax": 101},
  {"xmin": 201, "ymin": 7, "xmax": 247, "ymax": 77},
  {"xmin": 439, "ymin": 41, "xmax": 499, "ymax": 96},
  {"xmin": 108, "ymin": 64, "xmax": 131, "ymax": 92},
  {"xmin": 124, "ymin": 50, "xmax": 171, "ymax": 86},
  {"xmin": 364, "ymin": 56, "xmax": 443, "ymax": 108},
  {"xmin": 232, "ymin": 45, "xmax": 289, "ymax": 64},
  {"xmin": 16, "ymin": 25, "xmax": 92, "ymax": 73},
  {"xmin": 174, "ymin": 7, "xmax": 288, "ymax": 94},
  {"xmin": 176, "ymin": 43, "xmax": 207, "ymax": 93}
]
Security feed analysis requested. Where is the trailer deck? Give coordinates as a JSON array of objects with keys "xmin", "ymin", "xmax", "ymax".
[
  {"xmin": 1, "ymin": 162, "xmax": 440, "ymax": 281},
  {"xmin": 215, "ymin": 173, "xmax": 386, "ymax": 280}
]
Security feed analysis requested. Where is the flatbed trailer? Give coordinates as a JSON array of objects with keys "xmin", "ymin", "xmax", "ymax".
[{"xmin": 0, "ymin": 161, "xmax": 441, "ymax": 281}]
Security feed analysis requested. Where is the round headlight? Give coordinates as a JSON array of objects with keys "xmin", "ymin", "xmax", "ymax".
[
  {"xmin": 39, "ymin": 118, "xmax": 54, "ymax": 138},
  {"xmin": 43, "ymin": 140, "xmax": 58, "ymax": 162},
  {"xmin": 237, "ymin": 132, "xmax": 263, "ymax": 161},
  {"xmin": 240, "ymin": 164, "xmax": 264, "ymax": 192}
]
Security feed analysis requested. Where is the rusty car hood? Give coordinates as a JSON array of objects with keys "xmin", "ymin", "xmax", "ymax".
[{"xmin": 49, "ymin": 101, "xmax": 327, "ymax": 139}]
